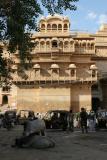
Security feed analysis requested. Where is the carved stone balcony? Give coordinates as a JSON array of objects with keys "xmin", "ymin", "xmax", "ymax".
[
  {"xmin": 75, "ymin": 48, "xmax": 95, "ymax": 54},
  {"xmin": 33, "ymin": 47, "xmax": 74, "ymax": 54},
  {"xmin": 51, "ymin": 47, "xmax": 60, "ymax": 53},
  {"xmin": 76, "ymin": 77, "xmax": 97, "ymax": 83}
]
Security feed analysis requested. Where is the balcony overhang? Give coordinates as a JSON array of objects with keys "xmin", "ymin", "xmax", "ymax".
[
  {"xmin": 69, "ymin": 64, "xmax": 76, "ymax": 69},
  {"xmin": 90, "ymin": 64, "xmax": 97, "ymax": 70},
  {"xmin": 33, "ymin": 64, "xmax": 40, "ymax": 69},
  {"xmin": 50, "ymin": 64, "xmax": 59, "ymax": 69}
]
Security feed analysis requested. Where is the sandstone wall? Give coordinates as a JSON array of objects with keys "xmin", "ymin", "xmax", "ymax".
[
  {"xmin": 17, "ymin": 87, "xmax": 71, "ymax": 113},
  {"xmin": 70, "ymin": 84, "xmax": 92, "ymax": 112},
  {"xmin": 16, "ymin": 84, "xmax": 92, "ymax": 113}
]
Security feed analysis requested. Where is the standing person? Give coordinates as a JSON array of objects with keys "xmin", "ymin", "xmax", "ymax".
[
  {"xmin": 60, "ymin": 112, "xmax": 68, "ymax": 131},
  {"xmin": 4, "ymin": 111, "xmax": 12, "ymax": 130},
  {"xmin": 88, "ymin": 110, "xmax": 96, "ymax": 131},
  {"xmin": 67, "ymin": 109, "xmax": 74, "ymax": 132},
  {"xmin": 0, "ymin": 114, "xmax": 3, "ymax": 128},
  {"xmin": 80, "ymin": 108, "xmax": 88, "ymax": 133}
]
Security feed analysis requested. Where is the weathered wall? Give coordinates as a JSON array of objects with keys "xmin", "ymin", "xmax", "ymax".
[
  {"xmin": 96, "ymin": 60, "xmax": 107, "ymax": 109},
  {"xmin": 17, "ymin": 87, "xmax": 71, "ymax": 113},
  {"xmin": 101, "ymin": 82, "xmax": 107, "ymax": 109},
  {"xmin": 70, "ymin": 84, "xmax": 92, "ymax": 112},
  {"xmin": 9, "ymin": 85, "xmax": 17, "ymax": 109},
  {"xmin": 96, "ymin": 61, "xmax": 107, "ymax": 72},
  {"xmin": 16, "ymin": 84, "xmax": 92, "ymax": 113}
]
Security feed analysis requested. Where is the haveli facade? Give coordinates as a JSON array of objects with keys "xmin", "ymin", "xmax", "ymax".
[{"xmin": 0, "ymin": 14, "xmax": 107, "ymax": 113}]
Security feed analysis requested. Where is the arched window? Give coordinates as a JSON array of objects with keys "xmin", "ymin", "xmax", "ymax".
[
  {"xmin": 46, "ymin": 41, "xmax": 50, "ymax": 49},
  {"xmin": 2, "ymin": 95, "xmax": 8, "ymax": 105},
  {"xmin": 64, "ymin": 24, "xmax": 68, "ymax": 30},
  {"xmin": 91, "ymin": 43, "xmax": 94, "ymax": 50},
  {"xmin": 92, "ymin": 70, "xmax": 96, "ymax": 77},
  {"xmin": 70, "ymin": 41, "xmax": 73, "ymax": 48},
  {"xmin": 64, "ymin": 41, "xmax": 69, "ymax": 48},
  {"xmin": 82, "ymin": 43, "xmax": 86, "ymax": 48},
  {"xmin": 35, "ymin": 41, "xmax": 39, "ymax": 49},
  {"xmin": 52, "ymin": 24, "xmax": 57, "ymax": 30},
  {"xmin": 82, "ymin": 43, "xmax": 86, "ymax": 52},
  {"xmin": 40, "ymin": 41, "xmax": 45, "ymax": 49},
  {"xmin": 70, "ymin": 70, "xmax": 75, "ymax": 77},
  {"xmin": 59, "ymin": 41, "xmax": 63, "ymax": 49},
  {"xmin": 90, "ymin": 64, "xmax": 97, "ymax": 78},
  {"xmin": 52, "ymin": 41, "xmax": 58, "ymax": 48},
  {"xmin": 41, "ymin": 24, "xmax": 45, "ymax": 30},
  {"xmin": 58, "ymin": 24, "xmax": 62, "ymax": 30},
  {"xmin": 75, "ymin": 43, "xmax": 79, "ymax": 52},
  {"xmin": 69, "ymin": 64, "xmax": 76, "ymax": 77},
  {"xmin": 47, "ymin": 24, "xmax": 51, "ymax": 30},
  {"xmin": 87, "ymin": 43, "xmax": 91, "ymax": 50}
]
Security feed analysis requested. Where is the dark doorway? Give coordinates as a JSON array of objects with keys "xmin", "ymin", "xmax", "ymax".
[
  {"xmin": 92, "ymin": 97, "xmax": 100, "ymax": 112},
  {"xmin": 52, "ymin": 41, "xmax": 58, "ymax": 48},
  {"xmin": 2, "ymin": 95, "xmax": 8, "ymax": 105}
]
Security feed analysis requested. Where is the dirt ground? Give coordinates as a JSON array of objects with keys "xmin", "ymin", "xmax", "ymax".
[{"xmin": 0, "ymin": 126, "xmax": 107, "ymax": 160}]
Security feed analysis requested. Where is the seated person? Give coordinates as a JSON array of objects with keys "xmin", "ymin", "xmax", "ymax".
[{"xmin": 12, "ymin": 113, "xmax": 46, "ymax": 148}]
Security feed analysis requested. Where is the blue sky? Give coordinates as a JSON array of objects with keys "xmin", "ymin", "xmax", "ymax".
[{"xmin": 40, "ymin": 0, "xmax": 107, "ymax": 33}]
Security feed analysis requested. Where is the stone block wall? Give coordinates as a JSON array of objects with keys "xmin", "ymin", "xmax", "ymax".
[
  {"xmin": 17, "ymin": 87, "xmax": 71, "ymax": 113},
  {"xmin": 70, "ymin": 84, "xmax": 92, "ymax": 112},
  {"xmin": 16, "ymin": 84, "xmax": 92, "ymax": 113}
]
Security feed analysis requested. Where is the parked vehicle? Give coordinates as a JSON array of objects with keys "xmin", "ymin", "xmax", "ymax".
[
  {"xmin": 3, "ymin": 110, "xmax": 17, "ymax": 130},
  {"xmin": 17, "ymin": 110, "xmax": 35, "ymax": 125},
  {"xmin": 43, "ymin": 110, "xmax": 69, "ymax": 130},
  {"xmin": 97, "ymin": 110, "xmax": 107, "ymax": 129}
]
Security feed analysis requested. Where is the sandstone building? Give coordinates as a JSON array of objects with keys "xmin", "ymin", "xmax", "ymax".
[{"xmin": 0, "ymin": 14, "xmax": 107, "ymax": 113}]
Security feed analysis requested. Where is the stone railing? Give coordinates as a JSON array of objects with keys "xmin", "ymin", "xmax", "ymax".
[
  {"xmin": 76, "ymin": 77, "xmax": 97, "ymax": 82},
  {"xmin": 32, "ymin": 47, "xmax": 74, "ymax": 54},
  {"xmin": 13, "ymin": 76, "xmax": 97, "ymax": 83},
  {"xmin": 75, "ymin": 48, "xmax": 95, "ymax": 54}
]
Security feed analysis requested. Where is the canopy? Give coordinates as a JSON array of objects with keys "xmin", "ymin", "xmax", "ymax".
[
  {"xmin": 50, "ymin": 64, "xmax": 59, "ymax": 69},
  {"xmin": 69, "ymin": 64, "xmax": 76, "ymax": 69},
  {"xmin": 33, "ymin": 64, "xmax": 40, "ymax": 69},
  {"xmin": 90, "ymin": 64, "xmax": 97, "ymax": 70}
]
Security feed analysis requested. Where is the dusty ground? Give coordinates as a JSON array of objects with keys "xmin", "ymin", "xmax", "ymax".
[{"xmin": 0, "ymin": 126, "xmax": 107, "ymax": 160}]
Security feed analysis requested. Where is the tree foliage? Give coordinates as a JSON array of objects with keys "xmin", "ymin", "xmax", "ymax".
[
  {"xmin": 41, "ymin": 0, "xmax": 78, "ymax": 14},
  {"xmin": 0, "ymin": 0, "xmax": 79, "ymax": 77}
]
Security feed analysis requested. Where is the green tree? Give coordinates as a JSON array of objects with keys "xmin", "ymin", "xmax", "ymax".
[{"xmin": 0, "ymin": 0, "xmax": 79, "ymax": 77}]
